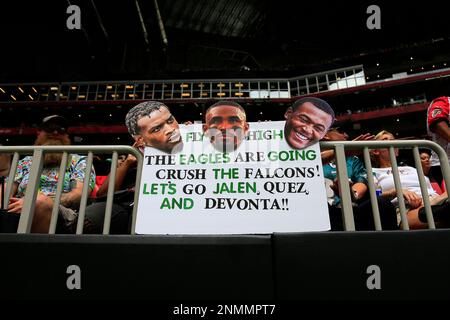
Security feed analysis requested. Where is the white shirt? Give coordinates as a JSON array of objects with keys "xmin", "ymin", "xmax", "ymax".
[{"xmin": 372, "ymin": 166, "xmax": 437, "ymax": 206}]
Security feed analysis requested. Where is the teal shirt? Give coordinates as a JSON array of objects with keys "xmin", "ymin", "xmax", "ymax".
[{"xmin": 323, "ymin": 156, "xmax": 368, "ymax": 206}]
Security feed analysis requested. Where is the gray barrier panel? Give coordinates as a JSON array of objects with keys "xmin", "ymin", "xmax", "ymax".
[
  {"xmin": 273, "ymin": 230, "xmax": 450, "ymax": 300},
  {"xmin": 0, "ymin": 234, "xmax": 273, "ymax": 300}
]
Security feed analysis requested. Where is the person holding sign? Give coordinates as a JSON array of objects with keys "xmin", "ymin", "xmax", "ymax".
[
  {"xmin": 81, "ymin": 101, "xmax": 184, "ymax": 233},
  {"xmin": 284, "ymin": 97, "xmax": 335, "ymax": 150},
  {"xmin": 203, "ymin": 101, "xmax": 249, "ymax": 153}
]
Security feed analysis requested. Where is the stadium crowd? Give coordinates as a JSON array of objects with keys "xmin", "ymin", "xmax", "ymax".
[{"xmin": 0, "ymin": 96, "xmax": 449, "ymax": 233}]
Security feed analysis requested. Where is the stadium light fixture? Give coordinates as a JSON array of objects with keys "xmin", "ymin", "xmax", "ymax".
[
  {"xmin": 0, "ymin": 87, "xmax": 5, "ymax": 93},
  {"xmin": 10, "ymin": 95, "xmax": 16, "ymax": 101},
  {"xmin": 18, "ymin": 86, "xmax": 24, "ymax": 93}
]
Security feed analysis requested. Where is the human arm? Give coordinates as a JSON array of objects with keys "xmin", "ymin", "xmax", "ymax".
[
  {"xmin": 381, "ymin": 188, "xmax": 422, "ymax": 209},
  {"xmin": 330, "ymin": 180, "xmax": 367, "ymax": 202},
  {"xmin": 96, "ymin": 154, "xmax": 137, "ymax": 198},
  {"xmin": 8, "ymin": 180, "xmax": 84, "ymax": 212},
  {"xmin": 434, "ymin": 121, "xmax": 450, "ymax": 142},
  {"xmin": 6, "ymin": 183, "xmax": 22, "ymax": 213},
  {"xmin": 321, "ymin": 133, "xmax": 374, "ymax": 165},
  {"xmin": 350, "ymin": 182, "xmax": 367, "ymax": 202},
  {"xmin": 349, "ymin": 156, "xmax": 369, "ymax": 201},
  {"xmin": 427, "ymin": 97, "xmax": 450, "ymax": 141},
  {"xmin": 321, "ymin": 150, "xmax": 336, "ymax": 165},
  {"xmin": 60, "ymin": 180, "xmax": 83, "ymax": 208}
]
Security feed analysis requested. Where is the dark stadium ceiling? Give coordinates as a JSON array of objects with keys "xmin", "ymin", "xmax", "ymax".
[{"xmin": 1, "ymin": 1, "xmax": 450, "ymax": 82}]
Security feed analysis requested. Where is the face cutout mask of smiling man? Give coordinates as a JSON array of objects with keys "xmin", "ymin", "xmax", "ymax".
[{"xmin": 284, "ymin": 97, "xmax": 335, "ymax": 150}]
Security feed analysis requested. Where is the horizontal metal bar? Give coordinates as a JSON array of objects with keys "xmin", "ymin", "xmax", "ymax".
[
  {"xmin": 321, "ymin": 140, "xmax": 448, "ymax": 150},
  {"xmin": 0, "ymin": 65, "xmax": 364, "ymax": 86},
  {"xmin": 0, "ymin": 145, "xmax": 142, "ymax": 155}
]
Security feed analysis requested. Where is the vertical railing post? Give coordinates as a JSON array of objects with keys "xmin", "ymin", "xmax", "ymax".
[
  {"xmin": 131, "ymin": 151, "xmax": 144, "ymax": 235},
  {"xmin": 103, "ymin": 152, "xmax": 119, "ymax": 235},
  {"xmin": 4, "ymin": 152, "xmax": 19, "ymax": 207},
  {"xmin": 48, "ymin": 152, "xmax": 69, "ymax": 234},
  {"xmin": 18, "ymin": 149, "xmax": 44, "ymax": 233},
  {"xmin": 389, "ymin": 147, "xmax": 409, "ymax": 230},
  {"xmin": 362, "ymin": 147, "xmax": 382, "ymax": 230},
  {"xmin": 334, "ymin": 144, "xmax": 355, "ymax": 231},
  {"xmin": 76, "ymin": 152, "xmax": 94, "ymax": 234},
  {"xmin": 412, "ymin": 147, "xmax": 435, "ymax": 228}
]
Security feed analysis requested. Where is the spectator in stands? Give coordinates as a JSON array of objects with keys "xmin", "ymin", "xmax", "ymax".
[
  {"xmin": 284, "ymin": 97, "xmax": 335, "ymax": 150},
  {"xmin": 321, "ymin": 127, "xmax": 397, "ymax": 230},
  {"xmin": 426, "ymin": 96, "xmax": 450, "ymax": 186},
  {"xmin": 371, "ymin": 130, "xmax": 448, "ymax": 229},
  {"xmin": 81, "ymin": 151, "xmax": 138, "ymax": 234},
  {"xmin": 7, "ymin": 115, "xmax": 96, "ymax": 233},
  {"xmin": 80, "ymin": 101, "xmax": 184, "ymax": 234},
  {"xmin": 203, "ymin": 101, "xmax": 249, "ymax": 153},
  {"xmin": 419, "ymin": 148, "xmax": 444, "ymax": 194},
  {"xmin": 322, "ymin": 127, "xmax": 368, "ymax": 207},
  {"xmin": 125, "ymin": 101, "xmax": 183, "ymax": 154}
]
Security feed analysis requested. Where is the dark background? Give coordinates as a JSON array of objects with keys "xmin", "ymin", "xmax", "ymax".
[
  {"xmin": 1, "ymin": 1, "xmax": 449, "ymax": 82},
  {"xmin": 1, "ymin": 1, "xmax": 450, "ymax": 148}
]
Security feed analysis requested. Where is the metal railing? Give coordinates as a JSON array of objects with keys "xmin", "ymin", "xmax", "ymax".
[
  {"xmin": 0, "ymin": 140, "xmax": 449, "ymax": 234},
  {"xmin": 320, "ymin": 140, "xmax": 450, "ymax": 231},
  {"xmin": 0, "ymin": 146, "xmax": 143, "ymax": 235}
]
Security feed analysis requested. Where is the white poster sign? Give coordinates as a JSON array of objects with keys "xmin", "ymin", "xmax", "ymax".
[{"xmin": 135, "ymin": 121, "xmax": 330, "ymax": 234}]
